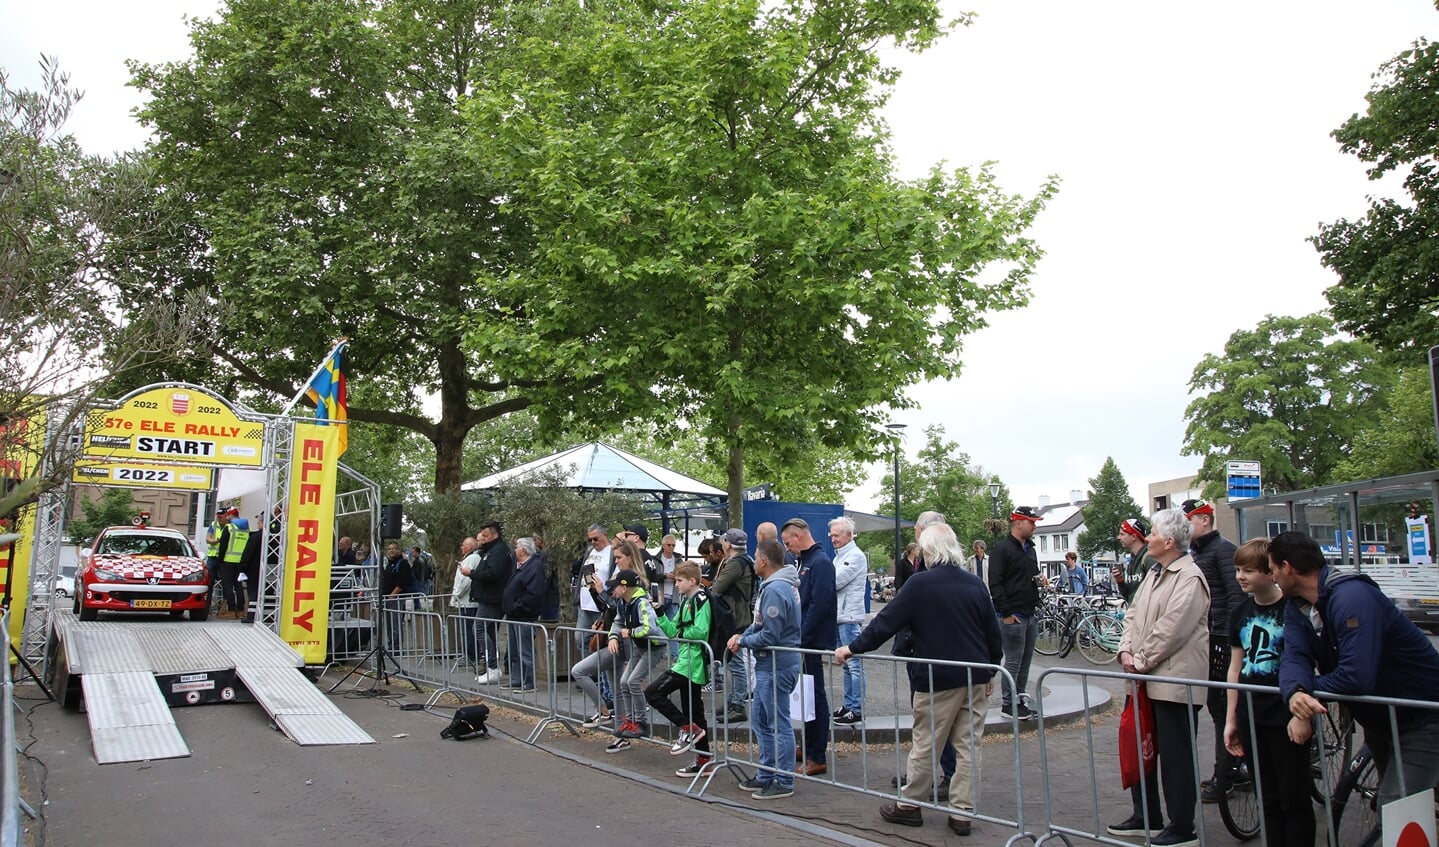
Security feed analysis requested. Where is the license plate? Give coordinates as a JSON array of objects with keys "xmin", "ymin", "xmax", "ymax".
[{"xmin": 133, "ymin": 599, "xmax": 172, "ymax": 610}]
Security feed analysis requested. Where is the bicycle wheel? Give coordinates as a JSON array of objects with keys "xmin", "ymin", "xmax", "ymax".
[
  {"xmin": 1075, "ymin": 613, "xmax": 1122, "ymax": 665},
  {"xmin": 1218, "ymin": 759, "xmax": 1261, "ymax": 841},
  {"xmin": 1329, "ymin": 746, "xmax": 1381, "ymax": 847},
  {"xmin": 1310, "ymin": 703, "xmax": 1354, "ymax": 802},
  {"xmin": 1035, "ymin": 613, "xmax": 1066, "ymax": 656}
]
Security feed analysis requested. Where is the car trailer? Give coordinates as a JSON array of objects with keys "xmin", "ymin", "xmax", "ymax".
[{"xmin": 47, "ymin": 609, "xmax": 374, "ymax": 764}]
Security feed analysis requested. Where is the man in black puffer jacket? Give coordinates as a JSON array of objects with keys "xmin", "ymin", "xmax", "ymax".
[
  {"xmin": 470, "ymin": 521, "xmax": 514, "ymax": 685},
  {"xmin": 988, "ymin": 506, "xmax": 1044, "ymax": 721},
  {"xmin": 1182, "ymin": 498, "xmax": 1244, "ymax": 801}
]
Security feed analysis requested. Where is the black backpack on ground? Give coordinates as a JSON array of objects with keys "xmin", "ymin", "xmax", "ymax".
[{"xmin": 440, "ymin": 704, "xmax": 490, "ymax": 740}]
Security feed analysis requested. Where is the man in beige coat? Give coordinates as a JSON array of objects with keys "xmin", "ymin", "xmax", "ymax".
[{"xmin": 1110, "ymin": 508, "xmax": 1210, "ymax": 847}]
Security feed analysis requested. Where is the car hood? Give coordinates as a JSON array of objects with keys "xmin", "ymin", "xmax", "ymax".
[{"xmin": 91, "ymin": 554, "xmax": 207, "ymax": 581}]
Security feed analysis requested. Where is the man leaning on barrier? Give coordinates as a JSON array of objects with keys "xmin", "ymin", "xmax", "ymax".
[
  {"xmin": 835, "ymin": 521, "xmax": 1002, "ymax": 838},
  {"xmin": 1275, "ymin": 530, "xmax": 1439, "ymax": 823}
]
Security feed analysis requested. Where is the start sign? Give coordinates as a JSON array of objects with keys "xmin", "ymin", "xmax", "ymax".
[{"xmin": 83, "ymin": 386, "xmax": 266, "ymax": 468}]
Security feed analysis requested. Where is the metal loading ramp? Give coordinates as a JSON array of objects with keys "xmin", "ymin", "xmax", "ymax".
[{"xmin": 54, "ymin": 612, "xmax": 374, "ymax": 763}]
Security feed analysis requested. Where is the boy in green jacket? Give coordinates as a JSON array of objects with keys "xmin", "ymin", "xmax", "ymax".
[{"xmin": 647, "ymin": 562, "xmax": 715, "ymax": 777}]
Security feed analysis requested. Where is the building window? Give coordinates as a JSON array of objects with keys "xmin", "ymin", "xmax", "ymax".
[
  {"xmin": 1057, "ymin": 533, "xmax": 1069, "ymax": 550},
  {"xmin": 1311, "ymin": 524, "xmax": 1335, "ymax": 543},
  {"xmin": 1039, "ymin": 536, "xmax": 1048, "ymax": 552},
  {"xmin": 1266, "ymin": 521, "xmax": 1289, "ymax": 536}
]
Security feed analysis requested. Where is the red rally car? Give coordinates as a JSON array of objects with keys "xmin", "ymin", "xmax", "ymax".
[{"xmin": 76, "ymin": 526, "xmax": 211, "ymax": 621}]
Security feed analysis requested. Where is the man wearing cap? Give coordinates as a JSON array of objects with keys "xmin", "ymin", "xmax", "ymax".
[
  {"xmin": 989, "ymin": 506, "xmax": 1043, "ymax": 721},
  {"xmin": 205, "ymin": 506, "xmax": 236, "ymax": 613},
  {"xmin": 1181, "ymin": 498, "xmax": 1245, "ymax": 802},
  {"xmin": 619, "ymin": 524, "xmax": 666, "ymax": 610},
  {"xmin": 1113, "ymin": 518, "xmax": 1151, "ymax": 604},
  {"xmin": 469, "ymin": 521, "xmax": 514, "ymax": 685},
  {"xmin": 712, "ymin": 528, "xmax": 756, "ymax": 723},
  {"xmin": 781, "ymin": 517, "xmax": 837, "ymax": 776}
]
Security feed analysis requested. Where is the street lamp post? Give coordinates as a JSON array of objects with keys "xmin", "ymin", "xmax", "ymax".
[
  {"xmin": 988, "ymin": 478, "xmax": 1002, "ymax": 540},
  {"xmin": 887, "ymin": 423, "xmax": 907, "ymax": 576}
]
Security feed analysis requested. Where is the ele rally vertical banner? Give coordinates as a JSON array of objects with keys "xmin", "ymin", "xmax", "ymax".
[
  {"xmin": 279, "ymin": 422, "xmax": 338, "ymax": 663},
  {"xmin": 0, "ymin": 403, "xmax": 43, "ymax": 650}
]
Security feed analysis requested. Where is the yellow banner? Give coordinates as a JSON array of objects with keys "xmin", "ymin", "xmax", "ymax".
[
  {"xmin": 84, "ymin": 385, "xmax": 265, "ymax": 467},
  {"xmin": 72, "ymin": 460, "xmax": 214, "ymax": 491},
  {"xmin": 279, "ymin": 422, "xmax": 336, "ymax": 663},
  {"xmin": 0, "ymin": 403, "xmax": 43, "ymax": 649}
]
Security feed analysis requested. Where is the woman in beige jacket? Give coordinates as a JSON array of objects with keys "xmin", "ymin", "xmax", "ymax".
[{"xmin": 1109, "ymin": 508, "xmax": 1210, "ymax": 847}]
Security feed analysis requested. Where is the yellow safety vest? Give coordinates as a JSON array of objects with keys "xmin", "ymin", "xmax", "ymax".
[
  {"xmin": 207, "ymin": 522, "xmax": 224, "ymax": 558},
  {"xmin": 224, "ymin": 528, "xmax": 250, "ymax": 564}
]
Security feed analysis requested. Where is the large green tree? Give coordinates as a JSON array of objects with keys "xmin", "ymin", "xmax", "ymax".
[
  {"xmin": 1182, "ymin": 313, "xmax": 1394, "ymax": 497},
  {"xmin": 1333, "ymin": 366, "xmax": 1439, "ymax": 480},
  {"xmin": 466, "ymin": 0, "xmax": 1056, "ymax": 524},
  {"xmin": 1314, "ymin": 38, "xmax": 1439, "ymax": 361},
  {"xmin": 1, "ymin": 57, "xmax": 198, "ymax": 519},
  {"xmin": 1076, "ymin": 457, "xmax": 1141, "ymax": 562},
  {"xmin": 118, "ymin": 0, "xmax": 635, "ymax": 497}
]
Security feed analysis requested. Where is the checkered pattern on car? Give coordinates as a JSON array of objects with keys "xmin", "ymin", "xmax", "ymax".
[{"xmin": 95, "ymin": 554, "xmax": 206, "ymax": 581}]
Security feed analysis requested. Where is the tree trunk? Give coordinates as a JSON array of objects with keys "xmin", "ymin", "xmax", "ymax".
[{"xmin": 727, "ymin": 412, "xmax": 744, "ymax": 527}]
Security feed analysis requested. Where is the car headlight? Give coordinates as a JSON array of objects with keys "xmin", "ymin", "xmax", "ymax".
[
  {"xmin": 93, "ymin": 568, "xmax": 124, "ymax": 582},
  {"xmin": 178, "ymin": 570, "xmax": 207, "ymax": 583}
]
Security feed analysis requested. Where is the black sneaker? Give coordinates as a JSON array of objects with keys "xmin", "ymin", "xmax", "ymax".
[
  {"xmin": 724, "ymin": 706, "xmax": 748, "ymax": 723},
  {"xmin": 1200, "ymin": 781, "xmax": 1229, "ymax": 803},
  {"xmin": 834, "ymin": 709, "xmax": 863, "ymax": 725},
  {"xmin": 832, "ymin": 707, "xmax": 848, "ymax": 718},
  {"xmin": 1107, "ymin": 816, "xmax": 1162, "ymax": 837},
  {"xmin": 1000, "ymin": 703, "xmax": 1036, "ymax": 721},
  {"xmin": 1150, "ymin": 828, "xmax": 1198, "ymax": 847}
]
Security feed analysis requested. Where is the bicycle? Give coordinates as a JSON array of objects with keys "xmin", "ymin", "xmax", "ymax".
[
  {"xmin": 1310, "ymin": 703, "xmax": 1354, "ymax": 802},
  {"xmin": 1034, "ymin": 597, "xmax": 1124, "ymax": 665},
  {"xmin": 1218, "ymin": 758, "xmax": 1261, "ymax": 841},
  {"xmin": 1328, "ymin": 744, "xmax": 1381, "ymax": 847}
]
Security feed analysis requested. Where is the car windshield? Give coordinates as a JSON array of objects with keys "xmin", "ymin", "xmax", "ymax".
[{"xmin": 98, "ymin": 533, "xmax": 194, "ymax": 558}]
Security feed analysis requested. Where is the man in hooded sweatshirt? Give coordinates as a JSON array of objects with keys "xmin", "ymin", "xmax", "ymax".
[{"xmin": 729, "ymin": 538, "xmax": 802, "ymax": 801}]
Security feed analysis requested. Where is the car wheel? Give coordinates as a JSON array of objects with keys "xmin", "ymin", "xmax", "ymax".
[
  {"xmin": 78, "ymin": 604, "xmax": 98, "ymax": 622},
  {"xmin": 190, "ymin": 606, "xmax": 210, "ymax": 622},
  {"xmin": 55, "ymin": 588, "xmax": 69, "ymax": 599}
]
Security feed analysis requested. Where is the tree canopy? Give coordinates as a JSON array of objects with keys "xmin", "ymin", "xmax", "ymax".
[
  {"xmin": 463, "ymin": 0, "xmax": 1056, "ymax": 522},
  {"xmin": 1315, "ymin": 38, "xmax": 1439, "ymax": 362},
  {"xmin": 1181, "ymin": 313, "xmax": 1393, "ymax": 497},
  {"xmin": 1333, "ymin": 366, "xmax": 1439, "ymax": 481},
  {"xmin": 120, "ymin": 0, "xmax": 609, "ymax": 495},
  {"xmin": 1076, "ymin": 457, "xmax": 1140, "ymax": 562},
  {"xmin": 1, "ymin": 57, "xmax": 197, "ymax": 518}
]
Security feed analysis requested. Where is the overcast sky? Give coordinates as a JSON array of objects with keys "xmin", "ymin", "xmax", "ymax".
[{"xmin": 4, "ymin": 1, "xmax": 1437, "ymax": 515}]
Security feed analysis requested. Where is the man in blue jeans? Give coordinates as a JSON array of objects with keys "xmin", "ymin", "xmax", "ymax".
[
  {"xmin": 988, "ymin": 507, "xmax": 1043, "ymax": 720},
  {"xmin": 783, "ymin": 517, "xmax": 836, "ymax": 776},
  {"xmin": 731, "ymin": 539, "xmax": 802, "ymax": 801},
  {"xmin": 830, "ymin": 516, "xmax": 868, "ymax": 724}
]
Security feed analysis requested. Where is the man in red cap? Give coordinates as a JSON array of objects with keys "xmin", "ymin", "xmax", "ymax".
[
  {"xmin": 989, "ymin": 506, "xmax": 1043, "ymax": 720},
  {"xmin": 1181, "ymin": 498, "xmax": 1245, "ymax": 802},
  {"xmin": 1112, "ymin": 518, "xmax": 1151, "ymax": 604}
]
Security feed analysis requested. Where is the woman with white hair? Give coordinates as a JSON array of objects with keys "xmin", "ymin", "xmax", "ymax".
[{"xmin": 1110, "ymin": 508, "xmax": 1210, "ymax": 847}]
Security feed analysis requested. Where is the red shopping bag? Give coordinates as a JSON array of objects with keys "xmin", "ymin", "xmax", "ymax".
[{"xmin": 1118, "ymin": 682, "xmax": 1157, "ymax": 789}]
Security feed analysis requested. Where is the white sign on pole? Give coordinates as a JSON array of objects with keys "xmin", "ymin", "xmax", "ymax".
[{"xmin": 1382, "ymin": 787, "xmax": 1436, "ymax": 847}]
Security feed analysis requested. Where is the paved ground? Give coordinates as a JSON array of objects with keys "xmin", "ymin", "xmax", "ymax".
[{"xmin": 13, "ymin": 646, "xmax": 1305, "ymax": 847}]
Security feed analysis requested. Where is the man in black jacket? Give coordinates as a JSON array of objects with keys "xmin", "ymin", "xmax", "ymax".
[
  {"xmin": 1182, "ymin": 498, "xmax": 1244, "ymax": 801},
  {"xmin": 502, "ymin": 537, "xmax": 546, "ymax": 692},
  {"xmin": 470, "ymin": 521, "xmax": 514, "ymax": 685},
  {"xmin": 837, "ymin": 522, "xmax": 1002, "ymax": 836},
  {"xmin": 988, "ymin": 506, "xmax": 1043, "ymax": 721}
]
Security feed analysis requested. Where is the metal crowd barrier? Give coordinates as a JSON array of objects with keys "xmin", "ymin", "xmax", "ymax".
[
  {"xmin": 1032, "ymin": 665, "xmax": 1439, "ymax": 847},
  {"xmin": 2, "ymin": 611, "xmax": 22, "ymax": 847},
  {"xmin": 687, "ymin": 644, "xmax": 1030, "ymax": 843}
]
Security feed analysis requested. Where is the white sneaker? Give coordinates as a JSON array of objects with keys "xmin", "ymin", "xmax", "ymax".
[{"xmin": 477, "ymin": 670, "xmax": 500, "ymax": 684}]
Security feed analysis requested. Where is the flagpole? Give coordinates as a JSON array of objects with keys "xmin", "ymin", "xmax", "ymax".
[{"xmin": 279, "ymin": 337, "xmax": 349, "ymax": 417}]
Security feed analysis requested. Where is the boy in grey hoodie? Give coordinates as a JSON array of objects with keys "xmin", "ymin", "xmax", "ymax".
[{"xmin": 729, "ymin": 539, "xmax": 802, "ymax": 800}]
